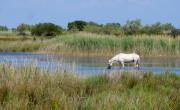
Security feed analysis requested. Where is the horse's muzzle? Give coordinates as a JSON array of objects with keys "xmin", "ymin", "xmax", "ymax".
[{"xmin": 107, "ymin": 65, "xmax": 111, "ymax": 69}]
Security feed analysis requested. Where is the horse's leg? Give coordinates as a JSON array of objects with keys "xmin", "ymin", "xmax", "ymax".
[
  {"xmin": 136, "ymin": 60, "xmax": 140, "ymax": 70},
  {"xmin": 121, "ymin": 61, "xmax": 125, "ymax": 68},
  {"xmin": 137, "ymin": 63, "xmax": 140, "ymax": 70},
  {"xmin": 134, "ymin": 60, "xmax": 137, "ymax": 68},
  {"xmin": 118, "ymin": 61, "xmax": 122, "ymax": 69}
]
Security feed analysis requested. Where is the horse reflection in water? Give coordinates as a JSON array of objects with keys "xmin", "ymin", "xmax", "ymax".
[{"xmin": 107, "ymin": 53, "xmax": 140, "ymax": 70}]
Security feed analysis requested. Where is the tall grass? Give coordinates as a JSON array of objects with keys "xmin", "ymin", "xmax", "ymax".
[
  {"xmin": 43, "ymin": 33, "xmax": 180, "ymax": 57},
  {"xmin": 0, "ymin": 31, "xmax": 17, "ymax": 37},
  {"xmin": 0, "ymin": 63, "xmax": 179, "ymax": 110},
  {"xmin": 0, "ymin": 40, "xmax": 48, "ymax": 52},
  {"xmin": 0, "ymin": 32, "xmax": 179, "ymax": 57}
]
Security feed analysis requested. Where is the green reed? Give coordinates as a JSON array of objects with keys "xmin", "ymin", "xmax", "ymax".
[
  {"xmin": 48, "ymin": 33, "xmax": 180, "ymax": 56},
  {"xmin": 0, "ymin": 32, "xmax": 179, "ymax": 57}
]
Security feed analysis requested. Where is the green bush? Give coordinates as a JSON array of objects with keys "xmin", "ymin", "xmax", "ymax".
[
  {"xmin": 31, "ymin": 23, "xmax": 64, "ymax": 37},
  {"xmin": 123, "ymin": 19, "xmax": 142, "ymax": 35},
  {"xmin": 68, "ymin": 20, "xmax": 87, "ymax": 31},
  {"xmin": 102, "ymin": 23, "xmax": 122, "ymax": 36},
  {"xmin": 16, "ymin": 23, "xmax": 31, "ymax": 36},
  {"xmin": 171, "ymin": 29, "xmax": 180, "ymax": 38},
  {"xmin": 84, "ymin": 22, "xmax": 104, "ymax": 34}
]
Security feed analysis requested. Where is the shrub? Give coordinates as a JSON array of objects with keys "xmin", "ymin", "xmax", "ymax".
[
  {"xmin": 84, "ymin": 22, "xmax": 103, "ymax": 34},
  {"xmin": 102, "ymin": 23, "xmax": 122, "ymax": 36},
  {"xmin": 31, "ymin": 23, "xmax": 64, "ymax": 37},
  {"xmin": 171, "ymin": 29, "xmax": 180, "ymax": 38},
  {"xmin": 123, "ymin": 19, "xmax": 142, "ymax": 35},
  {"xmin": 16, "ymin": 23, "xmax": 31, "ymax": 36},
  {"xmin": 68, "ymin": 20, "xmax": 87, "ymax": 31}
]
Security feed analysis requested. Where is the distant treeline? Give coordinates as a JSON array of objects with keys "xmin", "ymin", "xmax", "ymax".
[
  {"xmin": 0, "ymin": 25, "xmax": 8, "ymax": 31},
  {"xmin": 0, "ymin": 19, "xmax": 180, "ymax": 37}
]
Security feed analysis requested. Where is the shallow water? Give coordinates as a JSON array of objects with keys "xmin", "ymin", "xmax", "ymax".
[{"xmin": 0, "ymin": 52, "xmax": 179, "ymax": 74}]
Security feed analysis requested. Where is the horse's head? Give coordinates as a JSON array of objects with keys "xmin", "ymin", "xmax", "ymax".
[
  {"xmin": 107, "ymin": 64, "xmax": 111, "ymax": 69},
  {"xmin": 107, "ymin": 60, "xmax": 113, "ymax": 69}
]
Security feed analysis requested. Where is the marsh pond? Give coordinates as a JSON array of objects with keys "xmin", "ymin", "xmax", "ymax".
[{"xmin": 0, "ymin": 52, "xmax": 179, "ymax": 74}]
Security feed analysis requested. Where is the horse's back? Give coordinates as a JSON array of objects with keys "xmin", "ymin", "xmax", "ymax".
[
  {"xmin": 110, "ymin": 53, "xmax": 140, "ymax": 61},
  {"xmin": 118, "ymin": 53, "xmax": 140, "ymax": 60},
  {"xmin": 118, "ymin": 53, "xmax": 139, "ymax": 56}
]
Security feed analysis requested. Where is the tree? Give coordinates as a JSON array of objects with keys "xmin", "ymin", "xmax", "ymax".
[
  {"xmin": 84, "ymin": 22, "xmax": 103, "ymax": 34},
  {"xmin": 88, "ymin": 21, "xmax": 101, "ymax": 27},
  {"xmin": 123, "ymin": 19, "xmax": 142, "ymax": 35},
  {"xmin": 68, "ymin": 20, "xmax": 87, "ymax": 31},
  {"xmin": 148, "ymin": 22, "xmax": 163, "ymax": 34},
  {"xmin": 137, "ymin": 23, "xmax": 175, "ymax": 35},
  {"xmin": 161, "ymin": 23, "xmax": 175, "ymax": 34},
  {"xmin": 171, "ymin": 29, "xmax": 180, "ymax": 38},
  {"xmin": 138, "ymin": 25, "xmax": 151, "ymax": 34},
  {"xmin": 16, "ymin": 23, "xmax": 31, "ymax": 35},
  {"xmin": 0, "ymin": 25, "xmax": 8, "ymax": 31},
  {"xmin": 102, "ymin": 23, "xmax": 122, "ymax": 36},
  {"xmin": 11, "ymin": 28, "xmax": 16, "ymax": 32},
  {"xmin": 31, "ymin": 23, "xmax": 64, "ymax": 37}
]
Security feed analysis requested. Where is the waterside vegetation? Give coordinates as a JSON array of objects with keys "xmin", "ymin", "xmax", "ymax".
[
  {"xmin": 45, "ymin": 33, "xmax": 180, "ymax": 57},
  {"xmin": 0, "ymin": 63, "xmax": 179, "ymax": 110},
  {"xmin": 0, "ymin": 19, "xmax": 180, "ymax": 57},
  {"xmin": 0, "ymin": 32, "xmax": 179, "ymax": 57}
]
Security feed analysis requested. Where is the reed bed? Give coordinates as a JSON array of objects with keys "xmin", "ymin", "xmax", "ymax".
[
  {"xmin": 0, "ymin": 63, "xmax": 179, "ymax": 110},
  {"xmin": 42, "ymin": 33, "xmax": 180, "ymax": 57},
  {"xmin": 0, "ymin": 32, "xmax": 179, "ymax": 57}
]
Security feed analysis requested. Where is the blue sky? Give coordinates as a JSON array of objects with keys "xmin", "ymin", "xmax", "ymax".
[{"xmin": 0, "ymin": 0, "xmax": 179, "ymax": 28}]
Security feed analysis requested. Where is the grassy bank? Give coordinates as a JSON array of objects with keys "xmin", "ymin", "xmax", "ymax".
[
  {"xmin": 0, "ymin": 32, "xmax": 180, "ymax": 57},
  {"xmin": 0, "ymin": 63, "xmax": 179, "ymax": 110},
  {"xmin": 0, "ymin": 40, "xmax": 47, "ymax": 52},
  {"xmin": 0, "ymin": 31, "xmax": 17, "ymax": 37}
]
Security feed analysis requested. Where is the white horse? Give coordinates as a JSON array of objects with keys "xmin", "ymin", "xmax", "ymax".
[{"xmin": 107, "ymin": 53, "xmax": 140, "ymax": 69}]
